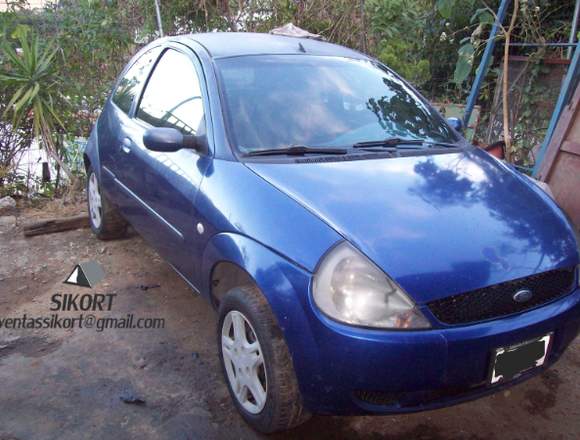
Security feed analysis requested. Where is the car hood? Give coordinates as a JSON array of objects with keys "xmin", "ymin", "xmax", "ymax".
[{"xmin": 246, "ymin": 149, "xmax": 579, "ymax": 303}]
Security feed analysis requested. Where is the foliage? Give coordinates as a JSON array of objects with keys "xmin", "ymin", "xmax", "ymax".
[
  {"xmin": 0, "ymin": 119, "xmax": 32, "ymax": 196},
  {"xmin": 376, "ymin": 40, "xmax": 431, "ymax": 86},
  {"xmin": 450, "ymin": 0, "xmax": 575, "ymax": 88},
  {"xmin": 432, "ymin": 0, "xmax": 493, "ymax": 91},
  {"xmin": 0, "ymin": 30, "xmax": 70, "ymax": 173},
  {"xmin": 508, "ymin": 1, "xmax": 576, "ymax": 166},
  {"xmin": 0, "ymin": 0, "xmax": 577, "ymax": 199},
  {"xmin": 367, "ymin": 0, "xmax": 431, "ymax": 86},
  {"xmin": 455, "ymin": 0, "xmax": 576, "ymax": 164},
  {"xmin": 0, "ymin": 1, "xmax": 135, "ymax": 198},
  {"xmin": 38, "ymin": 0, "xmax": 134, "ymax": 137},
  {"xmin": 135, "ymin": 0, "xmax": 370, "ymax": 51}
]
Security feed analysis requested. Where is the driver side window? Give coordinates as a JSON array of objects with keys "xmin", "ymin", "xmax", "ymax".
[
  {"xmin": 112, "ymin": 47, "xmax": 160, "ymax": 114},
  {"xmin": 137, "ymin": 49, "xmax": 205, "ymax": 136}
]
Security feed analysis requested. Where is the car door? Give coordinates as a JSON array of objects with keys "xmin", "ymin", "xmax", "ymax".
[
  {"xmin": 119, "ymin": 47, "xmax": 212, "ymax": 284},
  {"xmin": 98, "ymin": 46, "xmax": 161, "ymax": 208}
]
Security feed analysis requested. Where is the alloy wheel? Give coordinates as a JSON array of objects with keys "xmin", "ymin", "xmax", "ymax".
[
  {"xmin": 88, "ymin": 172, "xmax": 102, "ymax": 228},
  {"xmin": 221, "ymin": 310, "xmax": 268, "ymax": 414}
]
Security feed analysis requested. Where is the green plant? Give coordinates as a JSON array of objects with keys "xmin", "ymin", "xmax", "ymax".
[
  {"xmin": 38, "ymin": 0, "xmax": 134, "ymax": 138},
  {"xmin": 366, "ymin": 0, "xmax": 432, "ymax": 87},
  {"xmin": 0, "ymin": 118, "xmax": 32, "ymax": 190},
  {"xmin": 0, "ymin": 0, "xmax": 573, "ymax": 197},
  {"xmin": 376, "ymin": 40, "xmax": 431, "ymax": 85},
  {"xmin": 434, "ymin": 0, "xmax": 493, "ymax": 87},
  {"xmin": 0, "ymin": 29, "xmax": 71, "ymax": 177},
  {"xmin": 450, "ymin": 0, "xmax": 575, "ymax": 163}
]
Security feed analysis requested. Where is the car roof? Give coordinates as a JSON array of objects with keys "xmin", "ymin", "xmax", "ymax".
[{"xmin": 172, "ymin": 32, "xmax": 369, "ymax": 60}]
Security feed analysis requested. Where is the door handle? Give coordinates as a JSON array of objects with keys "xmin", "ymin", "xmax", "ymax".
[{"xmin": 120, "ymin": 137, "xmax": 132, "ymax": 154}]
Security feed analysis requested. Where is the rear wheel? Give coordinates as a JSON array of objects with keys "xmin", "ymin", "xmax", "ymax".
[
  {"xmin": 217, "ymin": 285, "xmax": 310, "ymax": 433},
  {"xmin": 87, "ymin": 167, "xmax": 127, "ymax": 240}
]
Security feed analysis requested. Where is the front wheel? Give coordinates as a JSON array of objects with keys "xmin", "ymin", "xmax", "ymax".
[
  {"xmin": 87, "ymin": 167, "xmax": 127, "ymax": 240},
  {"xmin": 217, "ymin": 285, "xmax": 310, "ymax": 433}
]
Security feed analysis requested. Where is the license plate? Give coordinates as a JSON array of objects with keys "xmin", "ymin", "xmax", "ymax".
[{"xmin": 489, "ymin": 333, "xmax": 552, "ymax": 385}]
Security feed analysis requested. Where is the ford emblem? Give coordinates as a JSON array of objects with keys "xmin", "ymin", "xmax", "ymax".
[{"xmin": 513, "ymin": 289, "xmax": 533, "ymax": 303}]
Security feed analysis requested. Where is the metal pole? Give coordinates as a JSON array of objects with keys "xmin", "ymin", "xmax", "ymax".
[
  {"xmin": 509, "ymin": 42, "xmax": 577, "ymax": 48},
  {"xmin": 463, "ymin": 0, "xmax": 511, "ymax": 126},
  {"xmin": 568, "ymin": 0, "xmax": 580, "ymax": 59},
  {"xmin": 154, "ymin": 0, "xmax": 164, "ymax": 37}
]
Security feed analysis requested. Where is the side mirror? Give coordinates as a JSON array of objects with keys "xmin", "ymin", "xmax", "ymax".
[
  {"xmin": 446, "ymin": 117, "xmax": 464, "ymax": 133},
  {"xmin": 143, "ymin": 127, "xmax": 207, "ymax": 155}
]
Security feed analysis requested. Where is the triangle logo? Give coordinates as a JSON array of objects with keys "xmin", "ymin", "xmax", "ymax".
[{"xmin": 64, "ymin": 265, "xmax": 92, "ymax": 288}]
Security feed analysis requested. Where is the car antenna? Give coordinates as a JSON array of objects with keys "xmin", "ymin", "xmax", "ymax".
[{"xmin": 298, "ymin": 42, "xmax": 306, "ymax": 53}]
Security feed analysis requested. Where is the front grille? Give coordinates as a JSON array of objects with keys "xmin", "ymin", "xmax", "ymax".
[
  {"xmin": 354, "ymin": 390, "xmax": 401, "ymax": 406},
  {"xmin": 354, "ymin": 384, "xmax": 482, "ymax": 408},
  {"xmin": 428, "ymin": 267, "xmax": 576, "ymax": 325}
]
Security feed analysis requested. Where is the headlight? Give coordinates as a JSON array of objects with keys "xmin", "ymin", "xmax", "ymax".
[{"xmin": 312, "ymin": 242, "xmax": 430, "ymax": 329}]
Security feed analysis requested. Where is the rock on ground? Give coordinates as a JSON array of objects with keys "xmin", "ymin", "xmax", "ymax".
[
  {"xmin": 0, "ymin": 215, "xmax": 16, "ymax": 233},
  {"xmin": 0, "ymin": 196, "xmax": 16, "ymax": 216}
]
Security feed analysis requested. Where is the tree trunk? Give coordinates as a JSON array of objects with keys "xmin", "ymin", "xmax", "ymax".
[
  {"xmin": 23, "ymin": 214, "xmax": 89, "ymax": 237},
  {"xmin": 502, "ymin": 0, "xmax": 519, "ymax": 162}
]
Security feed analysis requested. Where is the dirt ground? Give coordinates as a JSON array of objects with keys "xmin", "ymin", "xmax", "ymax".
[{"xmin": 1, "ymin": 204, "xmax": 580, "ymax": 440}]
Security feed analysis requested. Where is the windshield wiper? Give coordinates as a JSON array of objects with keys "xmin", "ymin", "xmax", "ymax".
[
  {"xmin": 245, "ymin": 145, "xmax": 348, "ymax": 157},
  {"xmin": 353, "ymin": 137, "xmax": 457, "ymax": 149}
]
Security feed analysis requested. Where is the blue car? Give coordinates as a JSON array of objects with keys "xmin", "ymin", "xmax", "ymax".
[{"xmin": 84, "ymin": 32, "xmax": 580, "ymax": 433}]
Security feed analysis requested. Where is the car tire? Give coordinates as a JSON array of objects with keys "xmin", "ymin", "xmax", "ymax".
[
  {"xmin": 86, "ymin": 167, "xmax": 128, "ymax": 240},
  {"xmin": 217, "ymin": 285, "xmax": 310, "ymax": 433}
]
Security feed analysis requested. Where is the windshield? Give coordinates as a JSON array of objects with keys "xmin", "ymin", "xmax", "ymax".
[{"xmin": 216, "ymin": 55, "xmax": 458, "ymax": 154}]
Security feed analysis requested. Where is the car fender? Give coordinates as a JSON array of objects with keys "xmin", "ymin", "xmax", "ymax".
[
  {"xmin": 200, "ymin": 231, "xmax": 325, "ymax": 403},
  {"xmin": 200, "ymin": 231, "xmax": 313, "ymax": 328}
]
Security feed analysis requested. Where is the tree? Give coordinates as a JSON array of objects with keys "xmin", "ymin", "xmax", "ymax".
[{"xmin": 0, "ymin": 30, "xmax": 71, "ymax": 177}]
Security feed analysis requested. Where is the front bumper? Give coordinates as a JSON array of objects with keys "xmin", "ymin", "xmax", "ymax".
[{"xmin": 290, "ymin": 287, "xmax": 580, "ymax": 415}]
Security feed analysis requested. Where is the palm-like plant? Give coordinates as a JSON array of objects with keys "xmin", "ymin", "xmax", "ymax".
[{"xmin": 0, "ymin": 31, "xmax": 71, "ymax": 177}]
